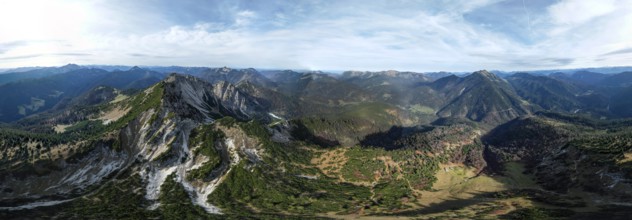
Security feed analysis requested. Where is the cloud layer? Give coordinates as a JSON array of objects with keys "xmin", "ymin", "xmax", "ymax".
[{"xmin": 0, "ymin": 0, "xmax": 630, "ymax": 72}]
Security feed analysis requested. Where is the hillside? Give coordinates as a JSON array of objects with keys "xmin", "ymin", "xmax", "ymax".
[
  {"xmin": 1, "ymin": 69, "xmax": 632, "ymax": 219},
  {"xmin": 0, "ymin": 64, "xmax": 82, "ymax": 85},
  {"xmin": 0, "ymin": 74, "xmax": 459, "ymax": 218},
  {"xmin": 507, "ymin": 73, "xmax": 584, "ymax": 112},
  {"xmin": 434, "ymin": 70, "xmax": 532, "ymax": 124},
  {"xmin": 0, "ymin": 67, "xmax": 166, "ymax": 122}
]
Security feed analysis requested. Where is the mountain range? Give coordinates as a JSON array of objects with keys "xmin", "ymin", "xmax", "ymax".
[{"xmin": 1, "ymin": 64, "xmax": 632, "ymax": 219}]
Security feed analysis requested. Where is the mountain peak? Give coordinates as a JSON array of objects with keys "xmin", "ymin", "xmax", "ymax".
[
  {"xmin": 165, "ymin": 72, "xmax": 197, "ymax": 83},
  {"xmin": 219, "ymin": 66, "xmax": 232, "ymax": 73},
  {"xmin": 162, "ymin": 73, "xmax": 269, "ymax": 122},
  {"xmin": 57, "ymin": 63, "xmax": 82, "ymax": 72},
  {"xmin": 472, "ymin": 70, "xmax": 493, "ymax": 77},
  {"xmin": 243, "ymin": 68, "xmax": 258, "ymax": 74},
  {"xmin": 129, "ymin": 66, "xmax": 143, "ymax": 71},
  {"xmin": 61, "ymin": 63, "xmax": 80, "ymax": 68},
  {"xmin": 342, "ymin": 70, "xmax": 427, "ymax": 79},
  {"xmin": 470, "ymin": 70, "xmax": 502, "ymax": 81}
]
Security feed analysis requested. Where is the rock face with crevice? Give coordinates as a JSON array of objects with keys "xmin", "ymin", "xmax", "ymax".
[
  {"xmin": 133, "ymin": 111, "xmax": 263, "ymax": 214},
  {"xmin": 162, "ymin": 74, "xmax": 271, "ymax": 122},
  {"xmin": 0, "ymin": 138, "xmax": 132, "ymax": 208},
  {"xmin": 113, "ymin": 75, "xmax": 270, "ymax": 213},
  {"xmin": 0, "ymin": 74, "xmax": 271, "ymax": 213}
]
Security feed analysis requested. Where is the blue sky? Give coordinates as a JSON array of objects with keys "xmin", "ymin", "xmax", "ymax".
[{"xmin": 0, "ymin": 0, "xmax": 631, "ymax": 72}]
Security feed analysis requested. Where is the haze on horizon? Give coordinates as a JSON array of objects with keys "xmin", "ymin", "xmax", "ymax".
[{"xmin": 0, "ymin": 0, "xmax": 631, "ymax": 72}]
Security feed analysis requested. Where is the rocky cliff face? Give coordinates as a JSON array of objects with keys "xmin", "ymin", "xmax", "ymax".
[
  {"xmin": 162, "ymin": 74, "xmax": 270, "ymax": 122},
  {"xmin": 0, "ymin": 137, "xmax": 132, "ymax": 208},
  {"xmin": 129, "ymin": 106, "xmax": 264, "ymax": 213},
  {"xmin": 0, "ymin": 74, "xmax": 273, "ymax": 213}
]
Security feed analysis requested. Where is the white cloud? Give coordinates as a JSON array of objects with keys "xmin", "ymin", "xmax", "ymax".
[
  {"xmin": 0, "ymin": 1, "xmax": 90, "ymax": 42},
  {"xmin": 1, "ymin": 0, "xmax": 632, "ymax": 72},
  {"xmin": 537, "ymin": 0, "xmax": 632, "ymax": 67},
  {"xmin": 235, "ymin": 10, "xmax": 256, "ymax": 27},
  {"xmin": 548, "ymin": 0, "xmax": 616, "ymax": 25}
]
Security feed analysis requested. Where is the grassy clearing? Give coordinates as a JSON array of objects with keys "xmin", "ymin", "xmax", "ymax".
[
  {"xmin": 311, "ymin": 148, "xmax": 347, "ymax": 178},
  {"xmin": 109, "ymin": 93, "xmax": 129, "ymax": 104},
  {"xmin": 340, "ymin": 148, "xmax": 384, "ymax": 183},
  {"xmin": 97, "ymin": 106, "xmax": 131, "ymax": 125},
  {"xmin": 310, "ymin": 146, "xmax": 440, "ymax": 214},
  {"xmin": 501, "ymin": 162, "xmax": 538, "ymax": 188},
  {"xmin": 53, "ymin": 123, "xmax": 73, "ymax": 133},
  {"xmin": 409, "ymin": 104, "xmax": 435, "ymax": 115},
  {"xmin": 618, "ymin": 152, "xmax": 632, "ymax": 164},
  {"xmin": 417, "ymin": 164, "xmax": 506, "ymax": 208},
  {"xmin": 312, "ymin": 146, "xmax": 439, "ymax": 191},
  {"xmin": 339, "ymin": 102, "xmax": 400, "ymax": 125}
]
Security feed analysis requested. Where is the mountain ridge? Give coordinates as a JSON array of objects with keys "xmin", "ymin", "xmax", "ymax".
[{"xmin": 2, "ymin": 66, "xmax": 632, "ymax": 219}]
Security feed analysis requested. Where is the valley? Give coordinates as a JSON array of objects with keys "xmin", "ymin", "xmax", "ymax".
[{"xmin": 1, "ymin": 66, "xmax": 632, "ymax": 219}]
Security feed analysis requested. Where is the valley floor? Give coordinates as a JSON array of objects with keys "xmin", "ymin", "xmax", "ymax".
[{"xmin": 320, "ymin": 162, "xmax": 631, "ymax": 219}]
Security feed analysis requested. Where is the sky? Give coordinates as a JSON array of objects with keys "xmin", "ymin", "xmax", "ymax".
[{"xmin": 0, "ymin": 0, "xmax": 631, "ymax": 72}]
